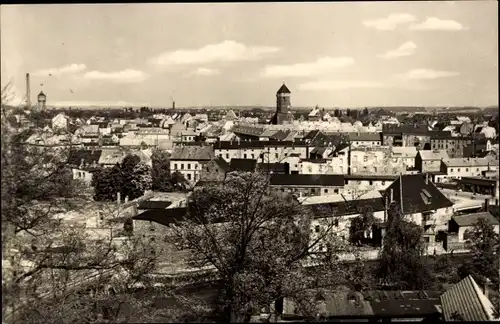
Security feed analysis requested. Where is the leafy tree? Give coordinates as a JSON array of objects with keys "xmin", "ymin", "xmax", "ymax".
[
  {"xmin": 168, "ymin": 172, "xmax": 351, "ymax": 322},
  {"xmin": 93, "ymin": 164, "xmax": 123, "ymax": 202},
  {"xmin": 151, "ymin": 150, "xmax": 172, "ymax": 191},
  {"xmin": 349, "ymin": 206, "xmax": 380, "ymax": 246},
  {"xmin": 458, "ymin": 217, "xmax": 500, "ymax": 287},
  {"xmin": 377, "ymin": 203, "xmax": 433, "ymax": 290}
]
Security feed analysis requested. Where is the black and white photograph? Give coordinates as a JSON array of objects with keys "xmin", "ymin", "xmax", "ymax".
[{"xmin": 1, "ymin": 2, "xmax": 499, "ymax": 323}]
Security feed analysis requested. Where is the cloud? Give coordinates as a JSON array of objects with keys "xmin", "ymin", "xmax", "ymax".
[
  {"xmin": 298, "ymin": 80, "xmax": 390, "ymax": 91},
  {"xmin": 378, "ymin": 41, "xmax": 417, "ymax": 59},
  {"xmin": 83, "ymin": 69, "xmax": 149, "ymax": 83},
  {"xmin": 397, "ymin": 68, "xmax": 460, "ymax": 80},
  {"xmin": 363, "ymin": 13, "xmax": 417, "ymax": 31},
  {"xmin": 190, "ymin": 67, "xmax": 221, "ymax": 76},
  {"xmin": 150, "ymin": 40, "xmax": 280, "ymax": 66},
  {"xmin": 409, "ymin": 17, "xmax": 466, "ymax": 31},
  {"xmin": 261, "ymin": 57, "xmax": 354, "ymax": 78},
  {"xmin": 32, "ymin": 63, "xmax": 87, "ymax": 76}
]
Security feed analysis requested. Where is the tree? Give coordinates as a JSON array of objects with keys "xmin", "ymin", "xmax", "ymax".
[
  {"xmin": 349, "ymin": 206, "xmax": 380, "ymax": 246},
  {"xmin": 2, "ymin": 83, "xmax": 165, "ymax": 324},
  {"xmin": 458, "ymin": 217, "xmax": 500, "ymax": 287},
  {"xmin": 151, "ymin": 150, "xmax": 172, "ymax": 191},
  {"xmin": 376, "ymin": 203, "xmax": 433, "ymax": 290},
  {"xmin": 168, "ymin": 172, "xmax": 352, "ymax": 322},
  {"xmin": 92, "ymin": 155, "xmax": 152, "ymax": 202}
]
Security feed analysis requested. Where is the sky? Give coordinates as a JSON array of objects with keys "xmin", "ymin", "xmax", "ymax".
[{"xmin": 1, "ymin": 2, "xmax": 498, "ymax": 108}]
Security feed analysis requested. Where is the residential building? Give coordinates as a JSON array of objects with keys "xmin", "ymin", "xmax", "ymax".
[
  {"xmin": 447, "ymin": 212, "xmax": 499, "ymax": 243},
  {"xmin": 198, "ymin": 156, "xmax": 229, "ymax": 182},
  {"xmin": 269, "ymin": 174, "xmax": 345, "ymax": 197},
  {"xmin": 430, "ymin": 134, "xmax": 474, "ymax": 158},
  {"xmin": 390, "ymin": 146, "xmax": 418, "ymax": 170},
  {"xmin": 349, "ymin": 147, "xmax": 389, "ymax": 175},
  {"xmin": 170, "ymin": 146, "xmax": 214, "ymax": 182},
  {"xmin": 67, "ymin": 149, "xmax": 103, "ymax": 184},
  {"xmin": 384, "ymin": 174, "xmax": 454, "ymax": 248},
  {"xmin": 346, "ymin": 132, "xmax": 382, "ymax": 148},
  {"xmin": 214, "ymin": 140, "xmax": 308, "ymax": 163},
  {"xmin": 415, "ymin": 150, "xmax": 449, "ymax": 173},
  {"xmin": 51, "ymin": 112, "xmax": 69, "ymax": 130},
  {"xmin": 343, "ymin": 175, "xmax": 396, "ymax": 197},
  {"xmin": 440, "ymin": 157, "xmax": 499, "ymax": 180}
]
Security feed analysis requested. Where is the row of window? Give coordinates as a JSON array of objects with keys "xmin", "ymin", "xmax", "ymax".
[
  {"xmin": 278, "ymin": 187, "xmax": 340, "ymax": 194},
  {"xmin": 173, "ymin": 163, "xmax": 198, "ymax": 170},
  {"xmin": 449, "ymin": 167, "xmax": 481, "ymax": 173}
]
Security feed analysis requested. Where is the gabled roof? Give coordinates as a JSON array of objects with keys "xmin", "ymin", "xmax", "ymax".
[
  {"xmin": 440, "ymin": 275, "xmax": 497, "ymax": 321},
  {"xmin": 228, "ymin": 158, "xmax": 257, "ymax": 172},
  {"xmin": 418, "ymin": 150, "xmax": 449, "ymax": 161},
  {"xmin": 211, "ymin": 156, "xmax": 230, "ymax": 172},
  {"xmin": 384, "ymin": 174, "xmax": 453, "ymax": 214},
  {"xmin": 170, "ymin": 146, "xmax": 214, "ymax": 161},
  {"xmin": 452, "ymin": 212, "xmax": 499, "ymax": 227},
  {"xmin": 277, "ymin": 83, "xmax": 291, "ymax": 94}
]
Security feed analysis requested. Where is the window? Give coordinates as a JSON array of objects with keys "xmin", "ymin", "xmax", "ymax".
[
  {"xmin": 275, "ymin": 153, "xmax": 279, "ymax": 159},
  {"xmin": 381, "ymin": 181, "xmax": 385, "ymax": 185},
  {"xmin": 324, "ymin": 189, "xmax": 328, "ymax": 193},
  {"xmin": 465, "ymin": 168, "xmax": 469, "ymax": 172},
  {"xmin": 181, "ymin": 164, "xmax": 184, "ymax": 170},
  {"xmin": 174, "ymin": 164, "xmax": 178, "ymax": 170},
  {"xmin": 281, "ymin": 188, "xmax": 285, "ymax": 192},
  {"xmin": 187, "ymin": 163, "xmax": 191, "ymax": 169},
  {"xmin": 363, "ymin": 156, "xmax": 368, "ymax": 162},
  {"xmin": 334, "ymin": 189, "xmax": 339, "ymax": 194},
  {"xmin": 318, "ymin": 244, "xmax": 324, "ymax": 251},
  {"xmin": 369, "ymin": 180, "xmax": 373, "ymax": 185},
  {"xmin": 315, "ymin": 225, "xmax": 320, "ymax": 233},
  {"xmin": 334, "ymin": 219, "xmax": 339, "ymax": 227},
  {"xmin": 187, "ymin": 174, "xmax": 191, "ymax": 180},
  {"xmin": 243, "ymin": 154, "xmax": 247, "ymax": 159},
  {"xmin": 226, "ymin": 154, "xmax": 229, "ymax": 159},
  {"xmin": 373, "ymin": 167, "xmax": 377, "ymax": 173},
  {"xmin": 450, "ymin": 168, "xmax": 454, "ymax": 172},
  {"xmin": 477, "ymin": 168, "xmax": 479, "ymax": 171},
  {"xmin": 251, "ymin": 154, "xmax": 254, "ymax": 159},
  {"xmin": 457, "ymin": 168, "xmax": 461, "ymax": 172}
]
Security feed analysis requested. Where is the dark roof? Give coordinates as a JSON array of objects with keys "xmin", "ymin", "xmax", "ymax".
[
  {"xmin": 137, "ymin": 200, "xmax": 172, "ymax": 210},
  {"xmin": 212, "ymin": 156, "xmax": 230, "ymax": 172},
  {"xmin": 257, "ymin": 162, "xmax": 289, "ymax": 174},
  {"xmin": 384, "ymin": 174, "xmax": 453, "ymax": 214},
  {"xmin": 309, "ymin": 197, "xmax": 386, "ymax": 217},
  {"xmin": 132, "ymin": 207, "xmax": 187, "ymax": 226},
  {"xmin": 344, "ymin": 175, "xmax": 397, "ymax": 181},
  {"xmin": 277, "ymin": 83, "xmax": 291, "ymax": 94},
  {"xmin": 458, "ymin": 177, "xmax": 497, "ymax": 187},
  {"xmin": 67, "ymin": 149, "xmax": 102, "ymax": 166},
  {"xmin": 270, "ymin": 174, "xmax": 344, "ymax": 187},
  {"xmin": 366, "ymin": 291, "xmax": 441, "ymax": 317},
  {"xmin": 228, "ymin": 158, "xmax": 257, "ymax": 172},
  {"xmin": 214, "ymin": 140, "xmax": 308, "ymax": 150},
  {"xmin": 346, "ymin": 132, "xmax": 382, "ymax": 142},
  {"xmin": 304, "ymin": 130, "xmax": 321, "ymax": 141},
  {"xmin": 170, "ymin": 146, "xmax": 214, "ymax": 161},
  {"xmin": 270, "ymin": 129, "xmax": 291, "ymax": 141},
  {"xmin": 230, "ymin": 125, "xmax": 265, "ymax": 137},
  {"xmin": 452, "ymin": 212, "xmax": 499, "ymax": 227}
]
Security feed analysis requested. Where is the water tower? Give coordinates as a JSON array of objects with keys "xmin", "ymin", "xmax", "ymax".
[{"xmin": 37, "ymin": 91, "xmax": 46, "ymax": 110}]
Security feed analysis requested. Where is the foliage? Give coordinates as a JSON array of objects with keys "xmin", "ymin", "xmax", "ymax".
[
  {"xmin": 349, "ymin": 206, "xmax": 380, "ymax": 246},
  {"xmin": 458, "ymin": 217, "xmax": 500, "ymax": 287},
  {"xmin": 2, "ymin": 83, "xmax": 164, "ymax": 324},
  {"xmin": 92, "ymin": 155, "xmax": 152, "ymax": 202},
  {"xmin": 151, "ymin": 149, "xmax": 188, "ymax": 192},
  {"xmin": 376, "ymin": 203, "xmax": 433, "ymax": 290},
  {"xmin": 168, "ymin": 172, "xmax": 350, "ymax": 322}
]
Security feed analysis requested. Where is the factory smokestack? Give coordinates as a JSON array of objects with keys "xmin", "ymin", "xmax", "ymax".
[
  {"xmin": 26, "ymin": 73, "xmax": 31, "ymax": 109},
  {"xmin": 172, "ymin": 101, "xmax": 176, "ymax": 110}
]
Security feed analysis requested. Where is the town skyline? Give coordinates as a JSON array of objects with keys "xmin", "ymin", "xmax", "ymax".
[{"xmin": 1, "ymin": 2, "xmax": 498, "ymax": 108}]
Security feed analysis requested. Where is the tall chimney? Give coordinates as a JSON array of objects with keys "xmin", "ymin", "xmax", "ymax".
[
  {"xmin": 172, "ymin": 101, "xmax": 176, "ymax": 110},
  {"xmin": 26, "ymin": 73, "xmax": 31, "ymax": 109}
]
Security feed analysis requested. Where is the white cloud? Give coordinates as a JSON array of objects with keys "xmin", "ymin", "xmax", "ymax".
[
  {"xmin": 83, "ymin": 69, "xmax": 149, "ymax": 83},
  {"xmin": 363, "ymin": 13, "xmax": 417, "ymax": 31},
  {"xmin": 261, "ymin": 57, "xmax": 354, "ymax": 78},
  {"xmin": 397, "ymin": 69, "xmax": 460, "ymax": 80},
  {"xmin": 378, "ymin": 41, "xmax": 417, "ymax": 59},
  {"xmin": 150, "ymin": 40, "xmax": 280, "ymax": 66},
  {"xmin": 409, "ymin": 17, "xmax": 466, "ymax": 31},
  {"xmin": 299, "ymin": 80, "xmax": 389, "ymax": 91},
  {"xmin": 190, "ymin": 67, "xmax": 221, "ymax": 76},
  {"xmin": 32, "ymin": 63, "xmax": 87, "ymax": 76}
]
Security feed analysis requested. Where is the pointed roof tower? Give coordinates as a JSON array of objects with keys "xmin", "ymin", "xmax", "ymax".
[{"xmin": 277, "ymin": 83, "xmax": 291, "ymax": 94}]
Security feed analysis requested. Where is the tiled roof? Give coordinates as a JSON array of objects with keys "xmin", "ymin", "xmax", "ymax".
[
  {"xmin": 270, "ymin": 174, "xmax": 344, "ymax": 187},
  {"xmin": 440, "ymin": 275, "xmax": 497, "ymax": 321},
  {"xmin": 367, "ymin": 291, "xmax": 441, "ymax": 318},
  {"xmin": 257, "ymin": 162, "xmax": 289, "ymax": 174},
  {"xmin": 384, "ymin": 174, "xmax": 453, "ymax": 214},
  {"xmin": 170, "ymin": 146, "xmax": 214, "ymax": 161},
  {"xmin": 230, "ymin": 125, "xmax": 266, "ymax": 137},
  {"xmin": 212, "ymin": 156, "xmax": 230, "ymax": 172},
  {"xmin": 68, "ymin": 149, "xmax": 102, "ymax": 166},
  {"xmin": 452, "ymin": 212, "xmax": 499, "ymax": 227},
  {"xmin": 443, "ymin": 157, "xmax": 498, "ymax": 168},
  {"xmin": 228, "ymin": 158, "xmax": 257, "ymax": 172},
  {"xmin": 214, "ymin": 140, "xmax": 308, "ymax": 150}
]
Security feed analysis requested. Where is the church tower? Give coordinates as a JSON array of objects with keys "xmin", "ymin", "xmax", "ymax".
[{"xmin": 271, "ymin": 83, "xmax": 293, "ymax": 125}]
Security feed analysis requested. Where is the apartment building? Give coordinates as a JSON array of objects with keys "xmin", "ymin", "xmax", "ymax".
[
  {"xmin": 269, "ymin": 174, "xmax": 345, "ymax": 197},
  {"xmin": 430, "ymin": 134, "xmax": 474, "ymax": 158},
  {"xmin": 440, "ymin": 157, "xmax": 499, "ymax": 180},
  {"xmin": 214, "ymin": 140, "xmax": 309, "ymax": 163},
  {"xmin": 346, "ymin": 132, "xmax": 382, "ymax": 148},
  {"xmin": 349, "ymin": 147, "xmax": 387, "ymax": 175},
  {"xmin": 170, "ymin": 146, "xmax": 215, "ymax": 183}
]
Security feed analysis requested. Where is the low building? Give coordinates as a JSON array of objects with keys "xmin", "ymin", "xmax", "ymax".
[
  {"xmin": 346, "ymin": 132, "xmax": 382, "ymax": 148},
  {"xmin": 170, "ymin": 146, "xmax": 214, "ymax": 183},
  {"xmin": 67, "ymin": 149, "xmax": 103, "ymax": 184},
  {"xmin": 415, "ymin": 149, "xmax": 449, "ymax": 173},
  {"xmin": 214, "ymin": 140, "xmax": 309, "ymax": 163},
  {"xmin": 448, "ymin": 211, "xmax": 500, "ymax": 243},
  {"xmin": 269, "ymin": 174, "xmax": 344, "ymax": 197},
  {"xmin": 390, "ymin": 146, "xmax": 418, "ymax": 170},
  {"xmin": 440, "ymin": 157, "xmax": 499, "ymax": 180}
]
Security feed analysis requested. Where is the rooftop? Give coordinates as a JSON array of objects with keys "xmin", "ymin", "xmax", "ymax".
[
  {"xmin": 170, "ymin": 146, "xmax": 214, "ymax": 161},
  {"xmin": 452, "ymin": 211, "xmax": 499, "ymax": 227},
  {"xmin": 270, "ymin": 174, "xmax": 344, "ymax": 187}
]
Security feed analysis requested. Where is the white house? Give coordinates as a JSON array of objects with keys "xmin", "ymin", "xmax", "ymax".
[{"xmin": 51, "ymin": 112, "xmax": 69, "ymax": 130}]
